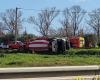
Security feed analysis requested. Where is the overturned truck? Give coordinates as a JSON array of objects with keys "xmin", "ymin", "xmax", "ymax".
[{"xmin": 24, "ymin": 37, "xmax": 70, "ymax": 53}]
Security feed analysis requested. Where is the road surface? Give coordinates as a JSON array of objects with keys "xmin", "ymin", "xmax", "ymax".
[{"xmin": 0, "ymin": 65, "xmax": 100, "ymax": 80}]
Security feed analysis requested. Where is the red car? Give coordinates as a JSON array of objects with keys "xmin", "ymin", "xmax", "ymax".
[{"xmin": 9, "ymin": 41, "xmax": 24, "ymax": 49}]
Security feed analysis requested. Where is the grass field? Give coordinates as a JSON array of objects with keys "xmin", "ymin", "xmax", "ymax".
[{"xmin": 0, "ymin": 53, "xmax": 100, "ymax": 67}]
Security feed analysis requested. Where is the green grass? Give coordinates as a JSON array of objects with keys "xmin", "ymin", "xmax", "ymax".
[
  {"xmin": 0, "ymin": 53, "xmax": 100, "ymax": 67},
  {"xmin": 0, "ymin": 48, "xmax": 100, "ymax": 67}
]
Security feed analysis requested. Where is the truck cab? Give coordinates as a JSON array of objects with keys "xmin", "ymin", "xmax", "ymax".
[{"xmin": 52, "ymin": 38, "xmax": 67, "ymax": 53}]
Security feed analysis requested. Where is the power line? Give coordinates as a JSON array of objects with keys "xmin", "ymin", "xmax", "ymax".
[{"xmin": 18, "ymin": 8, "xmax": 100, "ymax": 14}]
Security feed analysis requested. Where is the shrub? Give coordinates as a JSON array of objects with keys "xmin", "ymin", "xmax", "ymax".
[{"xmin": 66, "ymin": 49, "xmax": 100, "ymax": 55}]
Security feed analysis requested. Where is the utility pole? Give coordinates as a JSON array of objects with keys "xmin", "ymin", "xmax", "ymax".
[
  {"xmin": 97, "ymin": 19, "xmax": 100, "ymax": 44},
  {"xmin": 15, "ymin": 7, "xmax": 18, "ymax": 41},
  {"xmin": 74, "ymin": 11, "xmax": 77, "ymax": 36}
]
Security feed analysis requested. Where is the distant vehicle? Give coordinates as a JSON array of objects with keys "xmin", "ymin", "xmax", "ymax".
[
  {"xmin": 9, "ymin": 41, "xmax": 24, "ymax": 49},
  {"xmin": 0, "ymin": 43, "xmax": 9, "ymax": 49}
]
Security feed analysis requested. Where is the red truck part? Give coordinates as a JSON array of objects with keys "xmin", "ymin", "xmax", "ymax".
[
  {"xmin": 69, "ymin": 37, "xmax": 85, "ymax": 48},
  {"xmin": 25, "ymin": 40, "xmax": 49, "ymax": 51}
]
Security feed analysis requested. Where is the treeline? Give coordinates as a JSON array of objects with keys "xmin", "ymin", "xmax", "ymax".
[{"xmin": 0, "ymin": 5, "xmax": 100, "ymax": 45}]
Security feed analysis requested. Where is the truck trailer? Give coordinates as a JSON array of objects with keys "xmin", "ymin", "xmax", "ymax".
[{"xmin": 24, "ymin": 37, "xmax": 70, "ymax": 53}]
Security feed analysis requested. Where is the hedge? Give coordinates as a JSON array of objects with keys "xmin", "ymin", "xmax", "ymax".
[{"xmin": 66, "ymin": 49, "xmax": 100, "ymax": 55}]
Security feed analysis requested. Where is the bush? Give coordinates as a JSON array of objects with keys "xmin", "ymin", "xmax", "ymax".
[{"xmin": 66, "ymin": 49, "xmax": 100, "ymax": 55}]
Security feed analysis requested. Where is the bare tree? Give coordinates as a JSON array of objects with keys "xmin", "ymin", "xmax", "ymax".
[
  {"xmin": 55, "ymin": 27, "xmax": 73, "ymax": 37},
  {"xmin": 60, "ymin": 8, "xmax": 71, "ymax": 37},
  {"xmin": 0, "ymin": 9, "xmax": 23, "ymax": 35},
  {"xmin": 60, "ymin": 6, "xmax": 85, "ymax": 37},
  {"xmin": 78, "ymin": 28, "xmax": 84, "ymax": 36},
  {"xmin": 57, "ymin": 28, "xmax": 66, "ymax": 37},
  {"xmin": 70, "ymin": 5, "xmax": 86, "ymax": 36},
  {"xmin": 88, "ymin": 8, "xmax": 100, "ymax": 44},
  {"xmin": 29, "ymin": 7, "xmax": 59, "ymax": 37},
  {"xmin": 48, "ymin": 27, "xmax": 57, "ymax": 37}
]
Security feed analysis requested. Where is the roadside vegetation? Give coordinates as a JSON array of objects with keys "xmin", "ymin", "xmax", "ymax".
[{"xmin": 0, "ymin": 49, "xmax": 100, "ymax": 67}]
